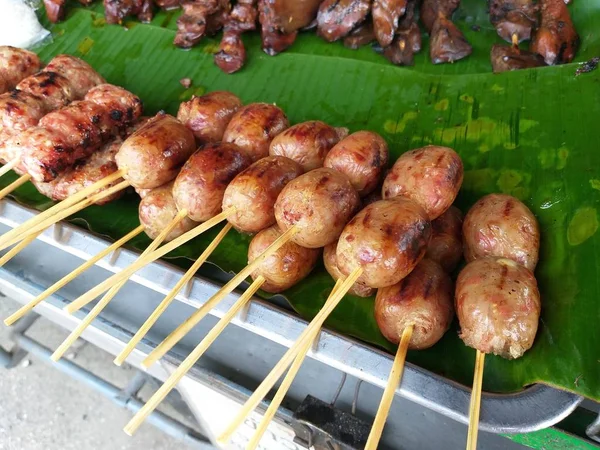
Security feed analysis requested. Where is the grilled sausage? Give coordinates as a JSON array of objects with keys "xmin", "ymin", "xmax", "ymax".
[
  {"xmin": 0, "ymin": 46, "xmax": 42, "ymax": 94},
  {"xmin": 324, "ymin": 131, "xmax": 388, "ymax": 197},
  {"xmin": 270, "ymin": 121, "xmax": 347, "ymax": 172},
  {"xmin": 0, "ymin": 91, "xmax": 47, "ymax": 151},
  {"xmin": 249, "ymin": 224, "xmax": 321, "ymax": 293},
  {"xmin": 139, "ymin": 182, "xmax": 198, "ymax": 242},
  {"xmin": 16, "ymin": 71, "xmax": 76, "ymax": 110},
  {"xmin": 43, "ymin": 55, "xmax": 105, "ymax": 99},
  {"xmin": 375, "ymin": 258, "xmax": 454, "ymax": 349},
  {"xmin": 177, "ymin": 91, "xmax": 242, "ymax": 144},
  {"xmin": 13, "ymin": 127, "xmax": 71, "ymax": 182},
  {"xmin": 173, "ymin": 142, "xmax": 253, "ymax": 222},
  {"xmin": 382, "ymin": 145, "xmax": 463, "ymax": 220},
  {"xmin": 426, "ymin": 205, "xmax": 463, "ymax": 273},
  {"xmin": 462, "ymin": 193, "xmax": 539, "ymax": 271},
  {"xmin": 222, "ymin": 155, "xmax": 304, "ymax": 233},
  {"xmin": 223, "ymin": 103, "xmax": 289, "ymax": 162},
  {"xmin": 456, "ymin": 257, "xmax": 540, "ymax": 359},
  {"xmin": 323, "ymin": 242, "xmax": 375, "ymax": 297},
  {"xmin": 336, "ymin": 198, "xmax": 431, "ymax": 288},
  {"xmin": 84, "ymin": 84, "xmax": 144, "ymax": 130},
  {"xmin": 116, "ymin": 113, "xmax": 196, "ymax": 189},
  {"xmin": 275, "ymin": 168, "xmax": 360, "ymax": 248}
]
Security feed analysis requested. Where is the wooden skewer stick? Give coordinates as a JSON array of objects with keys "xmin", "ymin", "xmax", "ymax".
[
  {"xmin": 50, "ymin": 212, "xmax": 186, "ymax": 362},
  {"xmin": 0, "ymin": 174, "xmax": 32, "ymax": 200},
  {"xmin": 64, "ymin": 208, "xmax": 236, "ymax": 313},
  {"xmin": 217, "ymin": 268, "xmax": 362, "ymax": 445},
  {"xmin": 365, "ymin": 324, "xmax": 414, "ymax": 450},
  {"xmin": 0, "ymin": 170, "xmax": 125, "ymax": 250},
  {"xmin": 124, "ymin": 275, "xmax": 266, "ymax": 436},
  {"xmin": 0, "ymin": 179, "xmax": 130, "ymax": 251},
  {"xmin": 3, "ymin": 225, "xmax": 145, "ymax": 327},
  {"xmin": 141, "ymin": 225, "xmax": 299, "ymax": 369},
  {"xmin": 113, "ymin": 222, "xmax": 234, "ymax": 366},
  {"xmin": 0, "ymin": 159, "xmax": 20, "ymax": 178},
  {"xmin": 466, "ymin": 350, "xmax": 485, "ymax": 450},
  {"xmin": 0, "ymin": 229, "xmax": 43, "ymax": 267},
  {"xmin": 511, "ymin": 33, "xmax": 519, "ymax": 48}
]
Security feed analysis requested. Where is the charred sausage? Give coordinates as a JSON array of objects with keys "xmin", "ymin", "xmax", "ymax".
[
  {"xmin": 249, "ymin": 224, "xmax": 321, "ymax": 293},
  {"xmin": 222, "ymin": 155, "xmax": 304, "ymax": 233},
  {"xmin": 0, "ymin": 46, "xmax": 42, "ymax": 94},
  {"xmin": 375, "ymin": 258, "xmax": 454, "ymax": 349},
  {"xmin": 323, "ymin": 242, "xmax": 375, "ymax": 297},
  {"xmin": 324, "ymin": 131, "xmax": 388, "ymax": 197},
  {"xmin": 84, "ymin": 84, "xmax": 144, "ymax": 130},
  {"xmin": 462, "ymin": 193, "xmax": 539, "ymax": 271},
  {"xmin": 455, "ymin": 257, "xmax": 540, "ymax": 359},
  {"xmin": 382, "ymin": 145, "xmax": 463, "ymax": 220},
  {"xmin": 275, "ymin": 167, "xmax": 360, "ymax": 248},
  {"xmin": 16, "ymin": 71, "xmax": 76, "ymax": 111},
  {"xmin": 173, "ymin": 142, "xmax": 253, "ymax": 222},
  {"xmin": 43, "ymin": 55, "xmax": 105, "ymax": 99},
  {"xmin": 336, "ymin": 198, "xmax": 431, "ymax": 288}
]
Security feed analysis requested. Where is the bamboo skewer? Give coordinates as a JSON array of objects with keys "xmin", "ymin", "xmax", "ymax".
[
  {"xmin": 0, "ymin": 229, "xmax": 43, "ymax": 267},
  {"xmin": 0, "ymin": 174, "xmax": 32, "ymax": 200},
  {"xmin": 0, "ymin": 170, "xmax": 126, "ymax": 249},
  {"xmin": 123, "ymin": 275, "xmax": 266, "ymax": 436},
  {"xmin": 64, "ymin": 208, "xmax": 236, "ymax": 313},
  {"xmin": 113, "ymin": 222, "xmax": 234, "ymax": 366},
  {"xmin": 4, "ymin": 224, "xmax": 145, "ymax": 327},
  {"xmin": 140, "ymin": 225, "xmax": 299, "ymax": 369},
  {"xmin": 0, "ymin": 159, "xmax": 20, "ymax": 178},
  {"xmin": 364, "ymin": 324, "xmax": 414, "ymax": 450},
  {"xmin": 50, "ymin": 212, "xmax": 186, "ymax": 362},
  {"xmin": 217, "ymin": 268, "xmax": 362, "ymax": 445},
  {"xmin": 466, "ymin": 350, "xmax": 485, "ymax": 450}
]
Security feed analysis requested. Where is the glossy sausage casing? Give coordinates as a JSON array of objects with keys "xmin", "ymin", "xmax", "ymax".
[
  {"xmin": 116, "ymin": 113, "xmax": 196, "ymax": 189},
  {"xmin": 0, "ymin": 46, "xmax": 42, "ymax": 94},
  {"xmin": 324, "ymin": 130, "xmax": 388, "ymax": 197},
  {"xmin": 375, "ymin": 258, "xmax": 454, "ymax": 349},
  {"xmin": 177, "ymin": 91, "xmax": 242, "ymax": 144},
  {"xmin": 223, "ymin": 103, "xmax": 289, "ymax": 162},
  {"xmin": 462, "ymin": 193, "xmax": 539, "ymax": 271},
  {"xmin": 426, "ymin": 205, "xmax": 463, "ymax": 273},
  {"xmin": 323, "ymin": 242, "xmax": 375, "ymax": 297},
  {"xmin": 336, "ymin": 198, "xmax": 431, "ymax": 288},
  {"xmin": 248, "ymin": 225, "xmax": 321, "ymax": 293},
  {"xmin": 222, "ymin": 155, "xmax": 304, "ymax": 233},
  {"xmin": 455, "ymin": 257, "xmax": 540, "ymax": 359},
  {"xmin": 174, "ymin": 142, "xmax": 253, "ymax": 222},
  {"xmin": 382, "ymin": 145, "xmax": 463, "ymax": 220},
  {"xmin": 275, "ymin": 168, "xmax": 360, "ymax": 248}
]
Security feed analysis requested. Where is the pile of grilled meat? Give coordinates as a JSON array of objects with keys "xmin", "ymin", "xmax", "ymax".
[{"xmin": 44, "ymin": 0, "xmax": 579, "ymax": 74}]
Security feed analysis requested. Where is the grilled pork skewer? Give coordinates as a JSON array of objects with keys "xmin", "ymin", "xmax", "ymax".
[{"xmin": 0, "ymin": 47, "xmax": 42, "ymax": 95}]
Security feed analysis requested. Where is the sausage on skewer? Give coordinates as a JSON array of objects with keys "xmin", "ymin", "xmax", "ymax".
[{"xmin": 0, "ymin": 47, "xmax": 42, "ymax": 95}]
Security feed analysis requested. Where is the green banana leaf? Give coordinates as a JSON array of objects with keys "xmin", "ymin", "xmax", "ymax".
[{"xmin": 4, "ymin": 0, "xmax": 600, "ymax": 401}]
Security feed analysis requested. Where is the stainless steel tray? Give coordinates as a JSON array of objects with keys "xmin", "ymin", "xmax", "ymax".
[{"xmin": 0, "ymin": 199, "xmax": 582, "ymax": 436}]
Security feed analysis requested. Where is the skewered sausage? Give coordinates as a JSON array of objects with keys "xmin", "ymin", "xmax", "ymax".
[
  {"xmin": 223, "ymin": 103, "xmax": 289, "ymax": 162},
  {"xmin": 324, "ymin": 131, "xmax": 388, "ymax": 197},
  {"xmin": 275, "ymin": 167, "xmax": 360, "ymax": 248},
  {"xmin": 382, "ymin": 145, "xmax": 463, "ymax": 220},
  {"xmin": 455, "ymin": 257, "xmax": 540, "ymax": 359},
  {"xmin": 0, "ymin": 46, "xmax": 42, "ymax": 94},
  {"xmin": 426, "ymin": 205, "xmax": 463, "ymax": 273},
  {"xmin": 270, "ymin": 121, "xmax": 347, "ymax": 172},
  {"xmin": 176, "ymin": 91, "xmax": 242, "ymax": 144},
  {"xmin": 16, "ymin": 71, "xmax": 76, "ymax": 111},
  {"xmin": 317, "ymin": 0, "xmax": 371, "ymax": 42},
  {"xmin": 531, "ymin": 0, "xmax": 579, "ymax": 65},
  {"xmin": 116, "ymin": 113, "xmax": 196, "ymax": 189},
  {"xmin": 222, "ymin": 155, "xmax": 304, "ymax": 233},
  {"xmin": 0, "ymin": 91, "xmax": 47, "ymax": 148},
  {"xmin": 375, "ymin": 258, "xmax": 454, "ymax": 349},
  {"xmin": 336, "ymin": 198, "xmax": 431, "ymax": 288},
  {"xmin": 323, "ymin": 242, "xmax": 375, "ymax": 297},
  {"xmin": 248, "ymin": 224, "xmax": 321, "ymax": 293},
  {"xmin": 173, "ymin": 142, "xmax": 253, "ymax": 222},
  {"xmin": 84, "ymin": 84, "xmax": 144, "ymax": 130},
  {"xmin": 139, "ymin": 181, "xmax": 199, "ymax": 241},
  {"xmin": 462, "ymin": 193, "xmax": 539, "ymax": 271},
  {"xmin": 43, "ymin": 55, "xmax": 105, "ymax": 99}
]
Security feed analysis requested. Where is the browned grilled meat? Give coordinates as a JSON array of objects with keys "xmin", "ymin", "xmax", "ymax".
[
  {"xmin": 317, "ymin": 0, "xmax": 371, "ymax": 42},
  {"xmin": 215, "ymin": 0, "xmax": 257, "ymax": 73},
  {"xmin": 344, "ymin": 22, "xmax": 376, "ymax": 49},
  {"xmin": 43, "ymin": 55, "xmax": 105, "ymax": 99},
  {"xmin": 420, "ymin": 0, "xmax": 458, "ymax": 32},
  {"xmin": 155, "ymin": 0, "xmax": 180, "ymax": 8},
  {"xmin": 44, "ymin": 0, "xmax": 67, "ymax": 23},
  {"xmin": 258, "ymin": 0, "xmax": 298, "ymax": 55},
  {"xmin": 421, "ymin": 0, "xmax": 471, "ymax": 63},
  {"xmin": 0, "ymin": 47, "xmax": 42, "ymax": 94},
  {"xmin": 261, "ymin": 0, "xmax": 323, "ymax": 34},
  {"xmin": 16, "ymin": 72, "xmax": 76, "ymax": 111},
  {"xmin": 531, "ymin": 0, "xmax": 579, "ymax": 65},
  {"xmin": 175, "ymin": 0, "xmax": 230, "ymax": 48},
  {"xmin": 373, "ymin": 0, "xmax": 407, "ymax": 47},
  {"xmin": 0, "ymin": 91, "xmax": 47, "ymax": 155},
  {"xmin": 488, "ymin": 0, "xmax": 539, "ymax": 43},
  {"xmin": 490, "ymin": 44, "xmax": 546, "ymax": 72},
  {"xmin": 84, "ymin": 84, "xmax": 144, "ymax": 131},
  {"xmin": 382, "ymin": 0, "xmax": 421, "ymax": 65},
  {"xmin": 104, "ymin": 0, "xmax": 154, "ymax": 24}
]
